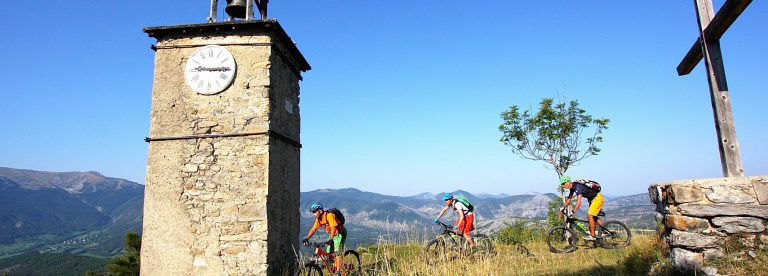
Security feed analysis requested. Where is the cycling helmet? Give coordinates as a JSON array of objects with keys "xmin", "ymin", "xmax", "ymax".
[
  {"xmin": 310, "ymin": 202, "xmax": 324, "ymax": 212},
  {"xmin": 559, "ymin": 175, "xmax": 572, "ymax": 186},
  {"xmin": 442, "ymin": 193, "xmax": 454, "ymax": 201}
]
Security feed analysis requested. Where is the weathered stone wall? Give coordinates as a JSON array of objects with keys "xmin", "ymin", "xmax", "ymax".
[
  {"xmin": 265, "ymin": 35, "xmax": 302, "ymax": 272},
  {"xmin": 141, "ymin": 22, "xmax": 306, "ymax": 275},
  {"xmin": 649, "ymin": 176, "xmax": 768, "ymax": 273}
]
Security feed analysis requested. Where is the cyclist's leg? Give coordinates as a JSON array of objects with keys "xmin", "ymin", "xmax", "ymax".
[
  {"xmin": 326, "ymin": 233, "xmax": 334, "ymax": 253},
  {"xmin": 462, "ymin": 213, "xmax": 475, "ymax": 246},
  {"xmin": 587, "ymin": 193, "xmax": 604, "ymax": 237},
  {"xmin": 333, "ymin": 228, "xmax": 347, "ymax": 272}
]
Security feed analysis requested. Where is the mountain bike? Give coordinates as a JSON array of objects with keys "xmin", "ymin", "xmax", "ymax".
[
  {"xmin": 296, "ymin": 241, "xmax": 361, "ymax": 276},
  {"xmin": 546, "ymin": 209, "xmax": 631, "ymax": 253},
  {"xmin": 425, "ymin": 220, "xmax": 493, "ymax": 263}
]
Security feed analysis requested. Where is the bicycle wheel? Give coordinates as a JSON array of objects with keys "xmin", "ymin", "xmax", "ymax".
[
  {"xmin": 298, "ymin": 263, "xmax": 322, "ymax": 276},
  {"xmin": 546, "ymin": 226, "xmax": 577, "ymax": 253},
  {"xmin": 471, "ymin": 234, "xmax": 494, "ymax": 255},
  {"xmin": 425, "ymin": 237, "xmax": 447, "ymax": 263},
  {"xmin": 342, "ymin": 250, "xmax": 361, "ymax": 275},
  {"xmin": 599, "ymin": 221, "xmax": 631, "ymax": 249}
]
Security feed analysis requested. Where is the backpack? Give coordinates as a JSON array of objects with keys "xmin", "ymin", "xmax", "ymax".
[
  {"xmin": 576, "ymin": 179, "xmax": 601, "ymax": 192},
  {"xmin": 327, "ymin": 208, "xmax": 345, "ymax": 225},
  {"xmin": 454, "ymin": 195, "xmax": 474, "ymax": 212}
]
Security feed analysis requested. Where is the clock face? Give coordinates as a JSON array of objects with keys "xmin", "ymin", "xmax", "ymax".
[{"xmin": 184, "ymin": 45, "xmax": 237, "ymax": 95}]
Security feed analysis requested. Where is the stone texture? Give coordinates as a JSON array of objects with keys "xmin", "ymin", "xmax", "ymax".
[
  {"xmin": 701, "ymin": 266, "xmax": 719, "ymax": 276},
  {"xmin": 141, "ymin": 22, "xmax": 306, "ymax": 276},
  {"xmin": 670, "ymin": 230, "xmax": 720, "ymax": 249},
  {"xmin": 704, "ymin": 185, "xmax": 756, "ymax": 204},
  {"xmin": 678, "ymin": 204, "xmax": 768, "ymax": 219},
  {"xmin": 671, "ymin": 248, "xmax": 703, "ymax": 272},
  {"xmin": 666, "ymin": 215, "xmax": 710, "ymax": 232},
  {"xmin": 648, "ymin": 185, "xmax": 663, "ymax": 204},
  {"xmin": 711, "ymin": 217, "xmax": 766, "ymax": 234},
  {"xmin": 651, "ymin": 177, "xmax": 768, "ymax": 273},
  {"xmin": 754, "ymin": 179, "xmax": 768, "ymax": 205},
  {"xmin": 670, "ymin": 185, "xmax": 704, "ymax": 204},
  {"xmin": 703, "ymin": 248, "xmax": 724, "ymax": 260}
]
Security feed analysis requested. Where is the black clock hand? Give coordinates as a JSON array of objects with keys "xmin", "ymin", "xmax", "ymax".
[{"xmin": 191, "ymin": 66, "xmax": 232, "ymax": 72}]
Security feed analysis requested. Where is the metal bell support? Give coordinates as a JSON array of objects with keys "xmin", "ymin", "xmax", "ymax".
[{"xmin": 209, "ymin": 0, "xmax": 267, "ymax": 22}]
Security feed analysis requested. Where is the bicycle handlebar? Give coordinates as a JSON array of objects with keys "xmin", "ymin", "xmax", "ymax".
[
  {"xmin": 303, "ymin": 240, "xmax": 332, "ymax": 248},
  {"xmin": 434, "ymin": 220, "xmax": 452, "ymax": 229}
]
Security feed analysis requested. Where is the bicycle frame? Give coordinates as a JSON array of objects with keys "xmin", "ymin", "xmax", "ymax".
[
  {"xmin": 434, "ymin": 221, "xmax": 468, "ymax": 246},
  {"xmin": 560, "ymin": 210, "xmax": 613, "ymax": 244},
  {"xmin": 305, "ymin": 242, "xmax": 339, "ymax": 274},
  {"xmin": 564, "ymin": 216, "xmax": 595, "ymax": 238}
]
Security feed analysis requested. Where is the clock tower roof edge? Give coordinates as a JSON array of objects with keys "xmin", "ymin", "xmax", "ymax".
[{"xmin": 143, "ymin": 19, "xmax": 310, "ymax": 72}]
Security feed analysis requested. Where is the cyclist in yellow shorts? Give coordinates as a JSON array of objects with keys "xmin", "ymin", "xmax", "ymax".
[{"xmin": 560, "ymin": 176, "xmax": 605, "ymax": 241}]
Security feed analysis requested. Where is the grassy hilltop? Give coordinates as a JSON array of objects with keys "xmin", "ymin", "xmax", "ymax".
[{"xmin": 299, "ymin": 231, "xmax": 768, "ymax": 275}]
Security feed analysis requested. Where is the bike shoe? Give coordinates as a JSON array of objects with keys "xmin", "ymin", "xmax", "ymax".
[{"xmin": 583, "ymin": 235, "xmax": 596, "ymax": 241}]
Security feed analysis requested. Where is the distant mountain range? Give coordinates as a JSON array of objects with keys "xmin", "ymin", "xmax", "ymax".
[
  {"xmin": 0, "ymin": 167, "xmax": 143, "ymax": 257},
  {"xmin": 300, "ymin": 188, "xmax": 656, "ymax": 246},
  {"xmin": 0, "ymin": 167, "xmax": 656, "ymax": 257}
]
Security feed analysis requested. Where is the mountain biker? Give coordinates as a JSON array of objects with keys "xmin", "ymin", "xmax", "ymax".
[
  {"xmin": 302, "ymin": 202, "xmax": 347, "ymax": 272},
  {"xmin": 560, "ymin": 176, "xmax": 606, "ymax": 241},
  {"xmin": 434, "ymin": 193, "xmax": 475, "ymax": 246}
]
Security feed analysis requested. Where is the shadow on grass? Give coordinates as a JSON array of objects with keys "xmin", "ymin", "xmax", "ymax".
[{"xmin": 558, "ymin": 254, "xmax": 688, "ymax": 276}]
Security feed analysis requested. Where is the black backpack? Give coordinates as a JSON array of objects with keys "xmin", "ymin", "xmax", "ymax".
[
  {"xmin": 327, "ymin": 208, "xmax": 345, "ymax": 225},
  {"xmin": 576, "ymin": 179, "xmax": 601, "ymax": 192}
]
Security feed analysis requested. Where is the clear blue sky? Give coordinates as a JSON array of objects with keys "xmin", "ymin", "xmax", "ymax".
[{"xmin": 1, "ymin": 1, "xmax": 765, "ymax": 197}]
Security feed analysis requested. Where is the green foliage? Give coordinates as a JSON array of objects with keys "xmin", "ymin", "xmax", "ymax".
[
  {"xmin": 0, "ymin": 251, "xmax": 107, "ymax": 275},
  {"xmin": 495, "ymin": 220, "xmax": 545, "ymax": 245},
  {"xmin": 106, "ymin": 232, "xmax": 141, "ymax": 276},
  {"xmin": 546, "ymin": 196, "xmax": 564, "ymax": 228},
  {"xmin": 499, "ymin": 97, "xmax": 610, "ymax": 178}
]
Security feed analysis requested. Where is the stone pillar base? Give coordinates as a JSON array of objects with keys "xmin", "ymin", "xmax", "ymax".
[{"xmin": 649, "ymin": 176, "xmax": 768, "ymax": 272}]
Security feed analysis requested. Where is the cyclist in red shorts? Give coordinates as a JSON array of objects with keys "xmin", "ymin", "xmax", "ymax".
[{"xmin": 434, "ymin": 193, "xmax": 475, "ymax": 246}]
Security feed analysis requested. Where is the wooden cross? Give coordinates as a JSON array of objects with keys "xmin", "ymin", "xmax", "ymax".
[{"xmin": 677, "ymin": 0, "xmax": 752, "ymax": 177}]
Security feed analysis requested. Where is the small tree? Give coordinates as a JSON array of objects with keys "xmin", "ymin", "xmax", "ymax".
[
  {"xmin": 499, "ymin": 97, "xmax": 609, "ymax": 178},
  {"xmin": 107, "ymin": 232, "xmax": 141, "ymax": 276},
  {"xmin": 546, "ymin": 196, "xmax": 564, "ymax": 228}
]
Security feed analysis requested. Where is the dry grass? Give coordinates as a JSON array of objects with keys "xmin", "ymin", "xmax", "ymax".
[
  {"xmin": 346, "ymin": 233, "xmax": 671, "ymax": 276},
  {"xmin": 705, "ymin": 236, "xmax": 768, "ymax": 276}
]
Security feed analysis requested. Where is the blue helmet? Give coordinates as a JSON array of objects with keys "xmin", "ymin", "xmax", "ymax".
[
  {"xmin": 442, "ymin": 193, "xmax": 454, "ymax": 201},
  {"xmin": 310, "ymin": 202, "xmax": 324, "ymax": 212}
]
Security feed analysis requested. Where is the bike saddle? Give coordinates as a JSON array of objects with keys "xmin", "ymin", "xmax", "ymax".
[{"xmin": 598, "ymin": 210, "xmax": 606, "ymax": 216}]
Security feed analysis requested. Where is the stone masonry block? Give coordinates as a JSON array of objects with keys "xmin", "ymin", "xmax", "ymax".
[
  {"xmin": 670, "ymin": 185, "xmax": 704, "ymax": 204},
  {"xmin": 754, "ymin": 179, "xmax": 768, "ymax": 205},
  {"xmin": 705, "ymin": 185, "xmax": 756, "ymax": 204},
  {"xmin": 678, "ymin": 204, "xmax": 768, "ymax": 219},
  {"xmin": 666, "ymin": 215, "xmax": 710, "ymax": 232},
  {"xmin": 702, "ymin": 248, "xmax": 724, "ymax": 260},
  {"xmin": 712, "ymin": 217, "xmax": 766, "ymax": 234},
  {"xmin": 670, "ymin": 230, "xmax": 720, "ymax": 249},
  {"xmin": 671, "ymin": 248, "xmax": 703, "ymax": 272}
]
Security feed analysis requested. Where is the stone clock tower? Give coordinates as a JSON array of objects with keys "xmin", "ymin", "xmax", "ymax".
[{"xmin": 139, "ymin": 3, "xmax": 310, "ymax": 274}]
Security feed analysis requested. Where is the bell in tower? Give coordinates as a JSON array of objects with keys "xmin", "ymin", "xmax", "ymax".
[{"xmin": 225, "ymin": 0, "xmax": 247, "ymax": 19}]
